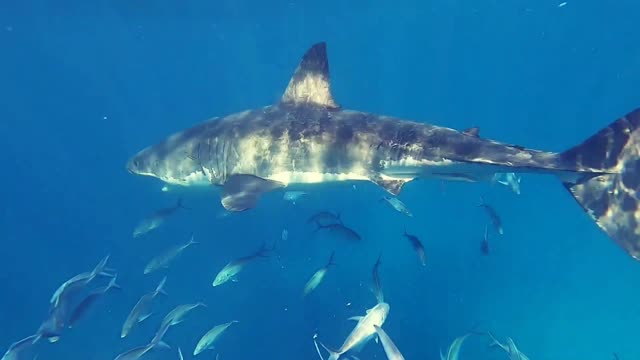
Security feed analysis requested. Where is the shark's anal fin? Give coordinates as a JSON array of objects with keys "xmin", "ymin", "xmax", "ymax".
[
  {"xmin": 221, "ymin": 174, "xmax": 285, "ymax": 212},
  {"xmin": 281, "ymin": 42, "xmax": 339, "ymax": 109}
]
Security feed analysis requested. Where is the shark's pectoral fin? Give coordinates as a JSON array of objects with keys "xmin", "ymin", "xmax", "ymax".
[
  {"xmin": 221, "ymin": 174, "xmax": 285, "ymax": 212},
  {"xmin": 372, "ymin": 177, "xmax": 411, "ymax": 196}
]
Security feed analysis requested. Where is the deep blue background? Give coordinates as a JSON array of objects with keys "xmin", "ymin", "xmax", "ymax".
[{"xmin": 1, "ymin": 0, "xmax": 640, "ymax": 359}]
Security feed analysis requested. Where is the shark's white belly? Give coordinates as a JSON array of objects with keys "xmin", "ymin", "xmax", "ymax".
[{"xmin": 266, "ymin": 170, "xmax": 370, "ymax": 185}]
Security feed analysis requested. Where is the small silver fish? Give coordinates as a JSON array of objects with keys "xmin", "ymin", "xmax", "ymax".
[
  {"xmin": 317, "ymin": 302, "xmax": 390, "ymax": 360},
  {"xmin": 121, "ymin": 277, "xmax": 167, "ymax": 338},
  {"xmin": 39, "ymin": 256, "xmax": 114, "ymax": 343},
  {"xmin": 440, "ymin": 333, "xmax": 470, "ymax": 360},
  {"xmin": 303, "ymin": 252, "xmax": 336, "ymax": 296},
  {"xmin": 492, "ymin": 173, "xmax": 521, "ymax": 195},
  {"xmin": 193, "ymin": 320, "xmax": 239, "ymax": 355},
  {"xmin": 50, "ymin": 255, "xmax": 113, "ymax": 307},
  {"xmin": 152, "ymin": 302, "xmax": 206, "ymax": 343},
  {"xmin": 213, "ymin": 243, "xmax": 272, "ymax": 286},
  {"xmin": 283, "ymin": 191, "xmax": 308, "ymax": 203},
  {"xmin": 144, "ymin": 234, "xmax": 198, "ymax": 274},
  {"xmin": 403, "ymin": 229, "xmax": 427, "ymax": 266},
  {"xmin": 133, "ymin": 199, "xmax": 185, "ymax": 238},
  {"xmin": 314, "ymin": 223, "xmax": 361, "ymax": 242},
  {"xmin": 113, "ymin": 341, "xmax": 170, "ymax": 360},
  {"xmin": 381, "ymin": 196, "xmax": 413, "ymax": 217},
  {"xmin": 479, "ymin": 197, "xmax": 503, "ymax": 235},
  {"xmin": 68, "ymin": 275, "xmax": 121, "ymax": 328}
]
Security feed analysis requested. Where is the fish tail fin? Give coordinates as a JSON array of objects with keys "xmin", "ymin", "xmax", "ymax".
[
  {"xmin": 327, "ymin": 251, "xmax": 336, "ymax": 267},
  {"xmin": 313, "ymin": 334, "xmax": 325, "ymax": 360},
  {"xmin": 197, "ymin": 301, "xmax": 208, "ymax": 308},
  {"xmin": 92, "ymin": 254, "xmax": 110, "ymax": 278},
  {"xmin": 176, "ymin": 198, "xmax": 190, "ymax": 210},
  {"xmin": 477, "ymin": 195, "xmax": 486, "ymax": 207},
  {"xmin": 313, "ymin": 221, "xmax": 325, "ymax": 234},
  {"xmin": 154, "ymin": 276, "xmax": 168, "ymax": 297},
  {"xmin": 187, "ymin": 234, "xmax": 199, "ymax": 247},
  {"xmin": 256, "ymin": 242, "xmax": 273, "ymax": 258},
  {"xmin": 486, "ymin": 331, "xmax": 502, "ymax": 348},
  {"xmin": 107, "ymin": 275, "xmax": 122, "ymax": 291},
  {"xmin": 375, "ymin": 291, "xmax": 384, "ymax": 304},
  {"xmin": 318, "ymin": 340, "xmax": 340, "ymax": 360},
  {"xmin": 559, "ymin": 108, "xmax": 640, "ymax": 260},
  {"xmin": 101, "ymin": 267, "xmax": 117, "ymax": 277}
]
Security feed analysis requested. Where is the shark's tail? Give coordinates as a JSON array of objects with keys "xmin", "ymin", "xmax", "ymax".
[{"xmin": 560, "ymin": 108, "xmax": 640, "ymax": 259}]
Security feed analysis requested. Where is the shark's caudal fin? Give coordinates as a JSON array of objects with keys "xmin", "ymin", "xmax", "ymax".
[{"xmin": 560, "ymin": 108, "xmax": 640, "ymax": 259}]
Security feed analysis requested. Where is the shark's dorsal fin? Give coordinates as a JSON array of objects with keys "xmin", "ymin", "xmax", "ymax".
[
  {"xmin": 463, "ymin": 127, "xmax": 480, "ymax": 137},
  {"xmin": 281, "ymin": 42, "xmax": 339, "ymax": 109}
]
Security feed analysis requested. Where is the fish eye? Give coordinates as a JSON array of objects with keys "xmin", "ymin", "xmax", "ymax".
[{"xmin": 134, "ymin": 160, "xmax": 140, "ymax": 167}]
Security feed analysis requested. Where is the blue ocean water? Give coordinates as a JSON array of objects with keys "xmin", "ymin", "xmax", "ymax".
[{"xmin": 2, "ymin": 0, "xmax": 640, "ymax": 359}]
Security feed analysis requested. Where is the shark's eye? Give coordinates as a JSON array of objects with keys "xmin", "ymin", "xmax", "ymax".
[{"xmin": 134, "ymin": 160, "xmax": 140, "ymax": 167}]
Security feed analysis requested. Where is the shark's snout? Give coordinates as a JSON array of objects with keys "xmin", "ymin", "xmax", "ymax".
[{"xmin": 126, "ymin": 156, "xmax": 141, "ymax": 175}]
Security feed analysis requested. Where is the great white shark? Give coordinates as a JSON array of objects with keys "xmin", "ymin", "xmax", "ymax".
[{"xmin": 127, "ymin": 42, "xmax": 640, "ymax": 260}]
